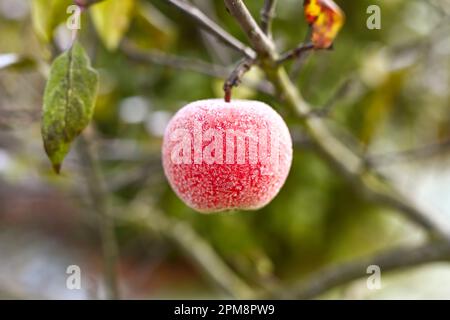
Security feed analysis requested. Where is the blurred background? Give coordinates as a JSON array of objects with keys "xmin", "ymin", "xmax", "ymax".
[{"xmin": 0, "ymin": 0, "xmax": 449, "ymax": 299}]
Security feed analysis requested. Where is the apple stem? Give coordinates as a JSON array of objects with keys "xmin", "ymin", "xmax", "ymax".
[
  {"xmin": 223, "ymin": 58, "xmax": 254, "ymax": 104},
  {"xmin": 224, "ymin": 89, "xmax": 232, "ymax": 103}
]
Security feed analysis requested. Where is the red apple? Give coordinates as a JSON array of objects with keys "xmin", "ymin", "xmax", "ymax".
[{"xmin": 162, "ymin": 99, "xmax": 293, "ymax": 213}]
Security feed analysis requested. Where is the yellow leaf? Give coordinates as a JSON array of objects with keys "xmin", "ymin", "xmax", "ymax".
[
  {"xmin": 304, "ymin": 0, "xmax": 345, "ymax": 49},
  {"xmin": 31, "ymin": 0, "xmax": 72, "ymax": 42},
  {"xmin": 127, "ymin": 1, "xmax": 177, "ymax": 50},
  {"xmin": 90, "ymin": 0, "xmax": 135, "ymax": 51}
]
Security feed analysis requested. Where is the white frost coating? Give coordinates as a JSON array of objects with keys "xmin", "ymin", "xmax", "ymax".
[{"xmin": 162, "ymin": 99, "xmax": 293, "ymax": 213}]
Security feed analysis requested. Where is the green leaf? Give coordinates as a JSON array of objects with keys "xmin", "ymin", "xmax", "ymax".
[
  {"xmin": 31, "ymin": 0, "xmax": 72, "ymax": 42},
  {"xmin": 41, "ymin": 42, "xmax": 99, "ymax": 173},
  {"xmin": 90, "ymin": 0, "xmax": 135, "ymax": 51}
]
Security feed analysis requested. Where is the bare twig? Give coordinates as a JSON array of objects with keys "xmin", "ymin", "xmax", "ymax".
[
  {"xmin": 107, "ymin": 157, "xmax": 163, "ymax": 192},
  {"xmin": 367, "ymin": 138, "xmax": 450, "ymax": 167},
  {"xmin": 309, "ymin": 77, "xmax": 356, "ymax": 117},
  {"xmin": 223, "ymin": 58, "xmax": 255, "ymax": 102},
  {"xmin": 167, "ymin": 0, "xmax": 256, "ymax": 59},
  {"xmin": 119, "ymin": 200, "xmax": 256, "ymax": 299},
  {"xmin": 77, "ymin": 135, "xmax": 120, "ymax": 300},
  {"xmin": 121, "ymin": 41, "xmax": 229, "ymax": 78},
  {"xmin": 260, "ymin": 0, "xmax": 278, "ymax": 39},
  {"xmin": 120, "ymin": 42, "xmax": 274, "ymax": 95},
  {"xmin": 278, "ymin": 42, "xmax": 315, "ymax": 64},
  {"xmin": 193, "ymin": 0, "xmax": 233, "ymax": 65},
  {"xmin": 270, "ymin": 240, "xmax": 450, "ymax": 299}
]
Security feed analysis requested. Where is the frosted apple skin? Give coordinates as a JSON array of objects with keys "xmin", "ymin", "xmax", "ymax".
[{"xmin": 162, "ymin": 99, "xmax": 293, "ymax": 213}]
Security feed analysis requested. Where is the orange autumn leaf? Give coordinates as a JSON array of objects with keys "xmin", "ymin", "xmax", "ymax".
[{"xmin": 304, "ymin": 0, "xmax": 345, "ymax": 49}]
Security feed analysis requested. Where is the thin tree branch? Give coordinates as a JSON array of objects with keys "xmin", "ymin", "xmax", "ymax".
[
  {"xmin": 223, "ymin": 57, "xmax": 255, "ymax": 102},
  {"xmin": 278, "ymin": 42, "xmax": 314, "ymax": 64},
  {"xmin": 309, "ymin": 77, "xmax": 356, "ymax": 117},
  {"xmin": 167, "ymin": 0, "xmax": 256, "ymax": 59},
  {"xmin": 77, "ymin": 134, "xmax": 120, "ymax": 300},
  {"xmin": 120, "ymin": 42, "xmax": 274, "ymax": 95},
  {"xmin": 260, "ymin": 0, "xmax": 277, "ymax": 39},
  {"xmin": 271, "ymin": 240, "xmax": 450, "ymax": 299},
  {"xmin": 367, "ymin": 139, "xmax": 450, "ymax": 167},
  {"xmin": 121, "ymin": 41, "xmax": 229, "ymax": 78},
  {"xmin": 193, "ymin": 0, "xmax": 233, "ymax": 65},
  {"xmin": 221, "ymin": 0, "xmax": 450, "ymax": 240},
  {"xmin": 224, "ymin": 0, "xmax": 276, "ymax": 59},
  {"xmin": 119, "ymin": 200, "xmax": 256, "ymax": 299}
]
